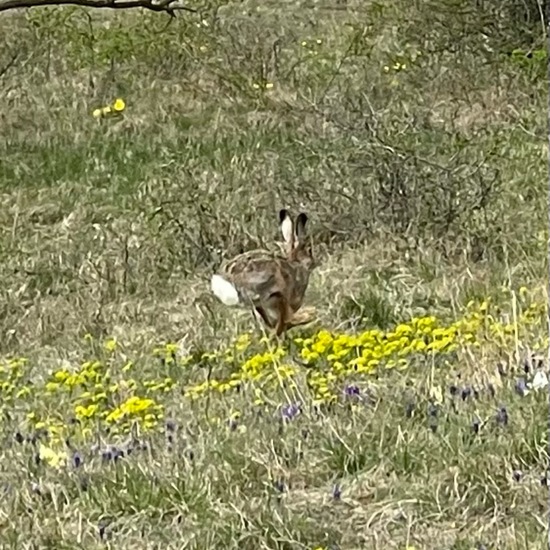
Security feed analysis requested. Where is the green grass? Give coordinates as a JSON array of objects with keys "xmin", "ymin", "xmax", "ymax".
[{"xmin": 0, "ymin": 0, "xmax": 548, "ymax": 548}]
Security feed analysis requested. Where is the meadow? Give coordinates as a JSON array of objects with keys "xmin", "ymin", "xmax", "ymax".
[{"xmin": 0, "ymin": 0, "xmax": 548, "ymax": 548}]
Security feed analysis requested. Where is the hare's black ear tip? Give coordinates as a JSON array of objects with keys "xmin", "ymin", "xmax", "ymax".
[
  {"xmin": 279, "ymin": 209, "xmax": 290, "ymax": 223},
  {"xmin": 297, "ymin": 212, "xmax": 308, "ymax": 224}
]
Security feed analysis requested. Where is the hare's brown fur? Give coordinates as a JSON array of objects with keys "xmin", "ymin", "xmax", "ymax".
[{"xmin": 214, "ymin": 210, "xmax": 316, "ymax": 336}]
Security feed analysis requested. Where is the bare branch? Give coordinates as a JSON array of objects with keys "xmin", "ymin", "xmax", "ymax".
[{"xmin": 0, "ymin": 0, "xmax": 195, "ymax": 14}]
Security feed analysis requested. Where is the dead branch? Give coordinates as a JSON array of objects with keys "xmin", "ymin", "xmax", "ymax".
[{"xmin": 0, "ymin": 0, "xmax": 195, "ymax": 14}]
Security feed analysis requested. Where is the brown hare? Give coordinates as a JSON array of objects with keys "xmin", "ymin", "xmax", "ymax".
[{"xmin": 210, "ymin": 209, "xmax": 317, "ymax": 336}]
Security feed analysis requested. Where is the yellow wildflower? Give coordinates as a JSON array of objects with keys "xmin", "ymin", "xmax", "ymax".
[
  {"xmin": 75, "ymin": 404, "xmax": 99, "ymax": 419},
  {"xmin": 113, "ymin": 98, "xmax": 126, "ymax": 112},
  {"xmin": 16, "ymin": 387, "xmax": 31, "ymax": 398},
  {"xmin": 45, "ymin": 382, "xmax": 60, "ymax": 392},
  {"xmin": 53, "ymin": 370, "xmax": 70, "ymax": 383},
  {"xmin": 39, "ymin": 444, "xmax": 66, "ymax": 469},
  {"xmin": 103, "ymin": 338, "xmax": 117, "ymax": 353},
  {"xmin": 234, "ymin": 333, "xmax": 251, "ymax": 352}
]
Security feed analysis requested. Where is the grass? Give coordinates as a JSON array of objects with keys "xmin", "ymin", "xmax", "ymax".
[{"xmin": 0, "ymin": 0, "xmax": 548, "ymax": 548}]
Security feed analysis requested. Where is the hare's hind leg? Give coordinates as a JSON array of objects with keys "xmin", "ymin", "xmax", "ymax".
[
  {"xmin": 288, "ymin": 306, "xmax": 317, "ymax": 329},
  {"xmin": 263, "ymin": 292, "xmax": 291, "ymax": 337}
]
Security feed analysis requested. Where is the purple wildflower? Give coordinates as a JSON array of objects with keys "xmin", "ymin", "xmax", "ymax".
[
  {"xmin": 343, "ymin": 384, "xmax": 361, "ymax": 398},
  {"xmin": 228, "ymin": 418, "xmax": 238, "ymax": 431},
  {"xmin": 113, "ymin": 447, "xmax": 124, "ymax": 462},
  {"xmin": 102, "ymin": 446, "xmax": 124, "ymax": 462},
  {"xmin": 31, "ymin": 429, "xmax": 48, "ymax": 445},
  {"xmin": 427, "ymin": 404, "xmax": 438, "ymax": 433},
  {"xmin": 461, "ymin": 386, "xmax": 472, "ymax": 401},
  {"xmin": 80, "ymin": 477, "xmax": 89, "ymax": 491},
  {"xmin": 512, "ymin": 470, "xmax": 522, "ymax": 482},
  {"xmin": 165, "ymin": 420, "xmax": 177, "ymax": 432},
  {"xmin": 496, "ymin": 406, "xmax": 509, "ymax": 426},
  {"xmin": 514, "ymin": 378, "xmax": 527, "ymax": 397},
  {"xmin": 281, "ymin": 402, "xmax": 301, "ymax": 421},
  {"xmin": 332, "ymin": 484, "xmax": 342, "ymax": 500},
  {"xmin": 72, "ymin": 451, "xmax": 83, "ymax": 468}
]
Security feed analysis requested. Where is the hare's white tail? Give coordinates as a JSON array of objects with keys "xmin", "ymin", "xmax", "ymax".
[{"xmin": 211, "ymin": 274, "xmax": 240, "ymax": 306}]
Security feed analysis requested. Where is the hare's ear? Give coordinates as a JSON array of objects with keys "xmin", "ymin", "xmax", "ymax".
[
  {"xmin": 279, "ymin": 209, "xmax": 294, "ymax": 247},
  {"xmin": 295, "ymin": 213, "xmax": 308, "ymax": 241}
]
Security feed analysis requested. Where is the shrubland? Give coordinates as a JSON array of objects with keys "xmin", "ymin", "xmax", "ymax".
[{"xmin": 0, "ymin": 0, "xmax": 548, "ymax": 547}]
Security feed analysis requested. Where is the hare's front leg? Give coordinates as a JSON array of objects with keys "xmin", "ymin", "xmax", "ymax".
[
  {"xmin": 263, "ymin": 292, "xmax": 291, "ymax": 337},
  {"xmin": 254, "ymin": 306, "xmax": 273, "ymax": 329}
]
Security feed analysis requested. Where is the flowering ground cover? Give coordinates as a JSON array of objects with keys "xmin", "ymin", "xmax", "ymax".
[
  {"xmin": 0, "ymin": 288, "xmax": 547, "ymax": 548},
  {"xmin": 0, "ymin": 0, "xmax": 547, "ymax": 547}
]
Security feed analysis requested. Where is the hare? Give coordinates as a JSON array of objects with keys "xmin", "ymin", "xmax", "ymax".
[{"xmin": 210, "ymin": 209, "xmax": 317, "ymax": 336}]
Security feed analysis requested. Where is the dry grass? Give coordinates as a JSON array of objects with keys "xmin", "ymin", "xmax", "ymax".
[{"xmin": 0, "ymin": 0, "xmax": 548, "ymax": 548}]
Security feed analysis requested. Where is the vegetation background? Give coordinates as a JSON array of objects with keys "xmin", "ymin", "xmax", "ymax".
[{"xmin": 0, "ymin": 0, "xmax": 548, "ymax": 548}]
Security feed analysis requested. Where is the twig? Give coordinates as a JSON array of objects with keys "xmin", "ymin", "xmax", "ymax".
[
  {"xmin": 0, "ymin": 0, "xmax": 195, "ymax": 14},
  {"xmin": 0, "ymin": 52, "xmax": 18, "ymax": 79}
]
